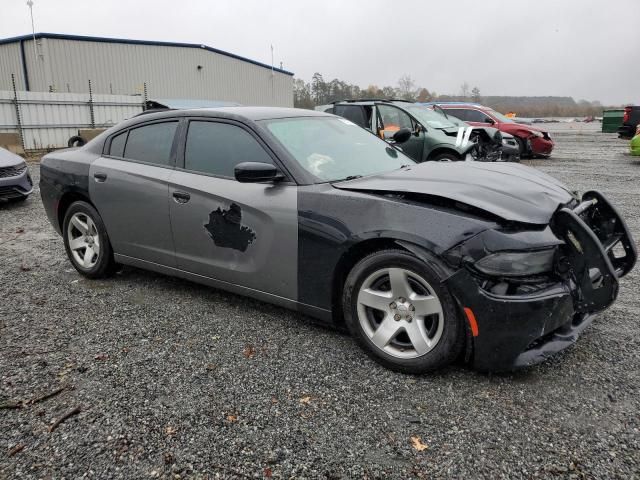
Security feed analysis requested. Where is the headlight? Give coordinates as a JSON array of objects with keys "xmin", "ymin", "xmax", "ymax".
[
  {"xmin": 531, "ymin": 130, "xmax": 544, "ymax": 138},
  {"xmin": 474, "ymin": 249, "xmax": 555, "ymax": 276}
]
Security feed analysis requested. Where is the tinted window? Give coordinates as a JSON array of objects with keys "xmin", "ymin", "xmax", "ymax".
[
  {"xmin": 445, "ymin": 109, "xmax": 468, "ymax": 121},
  {"xmin": 109, "ymin": 131, "xmax": 127, "ymax": 157},
  {"xmin": 185, "ymin": 121, "xmax": 273, "ymax": 177},
  {"xmin": 123, "ymin": 122, "xmax": 178, "ymax": 165},
  {"xmin": 465, "ymin": 109, "xmax": 492, "ymax": 123},
  {"xmin": 334, "ymin": 105, "xmax": 367, "ymax": 128}
]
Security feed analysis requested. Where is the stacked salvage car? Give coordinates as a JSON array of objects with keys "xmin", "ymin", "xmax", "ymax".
[{"xmin": 320, "ymin": 99, "xmax": 520, "ymax": 163}]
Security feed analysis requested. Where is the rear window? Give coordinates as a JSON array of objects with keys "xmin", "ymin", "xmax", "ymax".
[
  {"xmin": 109, "ymin": 131, "xmax": 127, "ymax": 157},
  {"xmin": 123, "ymin": 122, "xmax": 178, "ymax": 166},
  {"xmin": 445, "ymin": 109, "xmax": 468, "ymax": 121},
  {"xmin": 334, "ymin": 105, "xmax": 368, "ymax": 128}
]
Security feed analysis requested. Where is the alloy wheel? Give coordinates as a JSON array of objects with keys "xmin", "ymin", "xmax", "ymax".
[
  {"xmin": 67, "ymin": 212, "xmax": 100, "ymax": 269},
  {"xmin": 356, "ymin": 267, "xmax": 444, "ymax": 359}
]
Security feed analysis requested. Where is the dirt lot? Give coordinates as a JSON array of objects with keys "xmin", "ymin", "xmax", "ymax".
[{"xmin": 1, "ymin": 126, "xmax": 639, "ymax": 479}]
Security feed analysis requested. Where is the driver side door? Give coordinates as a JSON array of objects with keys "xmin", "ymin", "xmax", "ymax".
[
  {"xmin": 168, "ymin": 118, "xmax": 298, "ymax": 301},
  {"xmin": 375, "ymin": 104, "xmax": 425, "ymax": 162}
]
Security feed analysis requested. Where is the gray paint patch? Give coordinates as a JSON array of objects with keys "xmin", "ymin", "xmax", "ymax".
[{"xmin": 204, "ymin": 203, "xmax": 256, "ymax": 252}]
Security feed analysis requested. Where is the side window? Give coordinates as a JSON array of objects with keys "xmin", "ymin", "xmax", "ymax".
[
  {"xmin": 123, "ymin": 122, "xmax": 178, "ymax": 166},
  {"xmin": 333, "ymin": 105, "xmax": 367, "ymax": 128},
  {"xmin": 109, "ymin": 131, "xmax": 127, "ymax": 157},
  {"xmin": 465, "ymin": 109, "xmax": 491, "ymax": 123},
  {"xmin": 445, "ymin": 109, "xmax": 467, "ymax": 121},
  {"xmin": 377, "ymin": 105, "xmax": 413, "ymax": 137},
  {"xmin": 184, "ymin": 121, "xmax": 273, "ymax": 177}
]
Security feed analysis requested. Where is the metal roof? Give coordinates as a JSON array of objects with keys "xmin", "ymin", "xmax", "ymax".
[{"xmin": 0, "ymin": 32, "xmax": 294, "ymax": 76}]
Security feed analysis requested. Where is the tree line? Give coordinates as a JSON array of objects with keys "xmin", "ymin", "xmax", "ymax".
[{"xmin": 294, "ymin": 73, "xmax": 609, "ymax": 118}]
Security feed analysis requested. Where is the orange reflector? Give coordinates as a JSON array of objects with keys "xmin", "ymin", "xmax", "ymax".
[{"xmin": 464, "ymin": 307, "xmax": 479, "ymax": 337}]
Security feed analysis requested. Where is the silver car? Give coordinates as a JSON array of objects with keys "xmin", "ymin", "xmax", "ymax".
[{"xmin": 0, "ymin": 147, "xmax": 32, "ymax": 202}]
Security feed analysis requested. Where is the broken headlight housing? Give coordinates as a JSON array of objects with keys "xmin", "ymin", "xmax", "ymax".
[{"xmin": 474, "ymin": 249, "xmax": 556, "ymax": 277}]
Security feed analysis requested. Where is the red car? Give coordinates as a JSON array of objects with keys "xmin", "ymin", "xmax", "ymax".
[{"xmin": 434, "ymin": 103, "xmax": 554, "ymax": 157}]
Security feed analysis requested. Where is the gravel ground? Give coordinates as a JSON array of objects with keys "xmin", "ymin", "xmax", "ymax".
[{"xmin": 1, "ymin": 126, "xmax": 639, "ymax": 479}]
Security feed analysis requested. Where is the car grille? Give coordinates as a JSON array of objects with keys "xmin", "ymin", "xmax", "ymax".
[
  {"xmin": 0, "ymin": 165, "xmax": 27, "ymax": 178},
  {"xmin": 0, "ymin": 186, "xmax": 27, "ymax": 198}
]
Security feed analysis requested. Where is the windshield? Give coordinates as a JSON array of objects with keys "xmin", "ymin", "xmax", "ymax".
[
  {"xmin": 487, "ymin": 109, "xmax": 515, "ymax": 123},
  {"xmin": 262, "ymin": 116, "xmax": 414, "ymax": 182},
  {"xmin": 403, "ymin": 105, "xmax": 458, "ymax": 129}
]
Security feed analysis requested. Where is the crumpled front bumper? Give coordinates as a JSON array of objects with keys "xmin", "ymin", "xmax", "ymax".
[
  {"xmin": 530, "ymin": 136, "xmax": 554, "ymax": 156},
  {"xmin": 0, "ymin": 164, "xmax": 33, "ymax": 200},
  {"xmin": 446, "ymin": 190, "xmax": 636, "ymax": 371}
]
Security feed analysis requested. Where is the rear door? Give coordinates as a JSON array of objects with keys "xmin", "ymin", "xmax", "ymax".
[
  {"xmin": 168, "ymin": 118, "xmax": 298, "ymax": 300},
  {"xmin": 333, "ymin": 105, "xmax": 369, "ymax": 130},
  {"xmin": 89, "ymin": 120, "xmax": 179, "ymax": 266}
]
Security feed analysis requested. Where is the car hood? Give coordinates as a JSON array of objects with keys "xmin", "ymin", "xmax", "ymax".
[
  {"xmin": 0, "ymin": 147, "xmax": 25, "ymax": 168},
  {"xmin": 333, "ymin": 161, "xmax": 575, "ymax": 225},
  {"xmin": 510, "ymin": 122, "xmax": 542, "ymax": 132}
]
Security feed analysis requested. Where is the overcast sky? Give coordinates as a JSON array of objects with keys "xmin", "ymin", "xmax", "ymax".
[{"xmin": 2, "ymin": 0, "xmax": 638, "ymax": 105}]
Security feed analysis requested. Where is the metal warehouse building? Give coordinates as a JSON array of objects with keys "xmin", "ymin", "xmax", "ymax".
[{"xmin": 0, "ymin": 33, "xmax": 293, "ymax": 106}]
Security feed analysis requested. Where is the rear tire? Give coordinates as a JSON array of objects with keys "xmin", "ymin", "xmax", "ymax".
[
  {"xmin": 342, "ymin": 249, "xmax": 464, "ymax": 373},
  {"xmin": 68, "ymin": 136, "xmax": 86, "ymax": 147},
  {"xmin": 62, "ymin": 201, "xmax": 117, "ymax": 279}
]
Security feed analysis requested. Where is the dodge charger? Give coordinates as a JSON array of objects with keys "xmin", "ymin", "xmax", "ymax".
[{"xmin": 40, "ymin": 107, "xmax": 636, "ymax": 373}]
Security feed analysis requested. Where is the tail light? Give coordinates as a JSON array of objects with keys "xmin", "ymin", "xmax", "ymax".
[{"xmin": 623, "ymin": 106, "xmax": 631, "ymax": 123}]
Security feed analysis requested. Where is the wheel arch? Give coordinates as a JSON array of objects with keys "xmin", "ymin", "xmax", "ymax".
[
  {"xmin": 331, "ymin": 237, "xmax": 452, "ymax": 326},
  {"xmin": 426, "ymin": 147, "xmax": 463, "ymax": 161},
  {"xmin": 57, "ymin": 190, "xmax": 96, "ymax": 231}
]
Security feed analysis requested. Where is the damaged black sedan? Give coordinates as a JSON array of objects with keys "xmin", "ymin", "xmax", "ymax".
[{"xmin": 40, "ymin": 107, "xmax": 636, "ymax": 373}]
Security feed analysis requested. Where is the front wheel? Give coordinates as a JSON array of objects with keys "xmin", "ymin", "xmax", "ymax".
[
  {"xmin": 342, "ymin": 249, "xmax": 464, "ymax": 373},
  {"xmin": 431, "ymin": 152, "xmax": 460, "ymax": 162},
  {"xmin": 515, "ymin": 137, "xmax": 528, "ymax": 157},
  {"xmin": 62, "ymin": 201, "xmax": 117, "ymax": 279}
]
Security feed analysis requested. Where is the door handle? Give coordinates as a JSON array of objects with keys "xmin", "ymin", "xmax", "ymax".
[
  {"xmin": 172, "ymin": 191, "xmax": 191, "ymax": 204},
  {"xmin": 94, "ymin": 172, "xmax": 107, "ymax": 182}
]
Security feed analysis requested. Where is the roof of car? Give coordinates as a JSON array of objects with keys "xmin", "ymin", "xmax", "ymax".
[
  {"xmin": 332, "ymin": 99, "xmax": 413, "ymax": 106},
  {"xmin": 134, "ymin": 106, "xmax": 331, "ymax": 122},
  {"xmin": 419, "ymin": 102, "xmax": 489, "ymax": 110}
]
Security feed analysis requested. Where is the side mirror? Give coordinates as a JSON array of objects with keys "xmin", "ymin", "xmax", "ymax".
[
  {"xmin": 234, "ymin": 162, "xmax": 283, "ymax": 183},
  {"xmin": 392, "ymin": 127, "xmax": 412, "ymax": 144},
  {"xmin": 485, "ymin": 117, "xmax": 495, "ymax": 125}
]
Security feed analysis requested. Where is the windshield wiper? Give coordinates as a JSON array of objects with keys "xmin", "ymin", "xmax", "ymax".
[{"xmin": 332, "ymin": 175, "xmax": 363, "ymax": 183}]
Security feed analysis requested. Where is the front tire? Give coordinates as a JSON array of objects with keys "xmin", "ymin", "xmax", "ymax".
[
  {"xmin": 431, "ymin": 152, "xmax": 460, "ymax": 162},
  {"xmin": 342, "ymin": 249, "xmax": 464, "ymax": 373},
  {"xmin": 515, "ymin": 137, "xmax": 528, "ymax": 157},
  {"xmin": 62, "ymin": 201, "xmax": 116, "ymax": 279}
]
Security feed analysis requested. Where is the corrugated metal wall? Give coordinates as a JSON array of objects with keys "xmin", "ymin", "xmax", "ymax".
[
  {"xmin": 0, "ymin": 90, "xmax": 143, "ymax": 150},
  {"xmin": 0, "ymin": 37, "xmax": 293, "ymax": 107},
  {"xmin": 0, "ymin": 43, "xmax": 26, "ymax": 90}
]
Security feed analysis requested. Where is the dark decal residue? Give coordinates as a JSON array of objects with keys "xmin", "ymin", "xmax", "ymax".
[{"xmin": 204, "ymin": 203, "xmax": 256, "ymax": 252}]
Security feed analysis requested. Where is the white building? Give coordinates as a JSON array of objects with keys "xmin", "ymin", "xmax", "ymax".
[{"xmin": 0, "ymin": 33, "xmax": 293, "ymax": 107}]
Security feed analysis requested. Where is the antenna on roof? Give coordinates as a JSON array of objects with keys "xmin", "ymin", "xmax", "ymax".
[
  {"xmin": 270, "ymin": 44, "xmax": 274, "ymax": 76},
  {"xmin": 26, "ymin": 0, "xmax": 37, "ymax": 60}
]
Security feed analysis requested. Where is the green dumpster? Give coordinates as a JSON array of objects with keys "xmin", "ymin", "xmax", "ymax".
[
  {"xmin": 602, "ymin": 109, "xmax": 624, "ymax": 133},
  {"xmin": 631, "ymin": 133, "xmax": 640, "ymax": 156}
]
